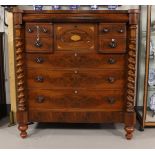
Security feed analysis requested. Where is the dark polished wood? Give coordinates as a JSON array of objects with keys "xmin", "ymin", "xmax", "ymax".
[
  {"xmin": 26, "ymin": 69, "xmax": 125, "ymax": 89},
  {"xmin": 13, "ymin": 9, "xmax": 139, "ymax": 139},
  {"xmin": 26, "ymin": 52, "xmax": 126, "ymax": 69},
  {"xmin": 0, "ymin": 33, "xmax": 7, "ymax": 119},
  {"xmin": 28, "ymin": 89, "xmax": 125, "ymax": 110}
]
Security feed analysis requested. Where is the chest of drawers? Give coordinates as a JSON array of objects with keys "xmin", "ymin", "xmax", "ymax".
[{"xmin": 13, "ymin": 9, "xmax": 139, "ymax": 139}]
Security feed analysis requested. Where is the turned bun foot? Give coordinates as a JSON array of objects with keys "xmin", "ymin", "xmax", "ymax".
[
  {"xmin": 18, "ymin": 124, "xmax": 28, "ymax": 138},
  {"xmin": 124, "ymin": 126, "xmax": 134, "ymax": 140}
]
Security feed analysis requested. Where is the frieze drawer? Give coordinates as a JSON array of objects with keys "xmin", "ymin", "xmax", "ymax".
[{"xmin": 26, "ymin": 52, "xmax": 126, "ymax": 69}]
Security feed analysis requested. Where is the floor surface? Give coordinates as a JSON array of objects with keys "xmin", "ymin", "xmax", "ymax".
[{"xmin": 0, "ymin": 117, "xmax": 155, "ymax": 149}]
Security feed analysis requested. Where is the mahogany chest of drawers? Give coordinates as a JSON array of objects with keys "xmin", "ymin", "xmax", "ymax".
[{"xmin": 13, "ymin": 9, "xmax": 139, "ymax": 139}]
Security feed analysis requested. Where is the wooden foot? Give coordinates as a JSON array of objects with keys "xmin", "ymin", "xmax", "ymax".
[
  {"xmin": 18, "ymin": 124, "xmax": 28, "ymax": 138},
  {"xmin": 124, "ymin": 126, "xmax": 134, "ymax": 140}
]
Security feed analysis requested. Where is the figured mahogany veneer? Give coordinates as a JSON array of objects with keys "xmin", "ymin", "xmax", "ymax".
[
  {"xmin": 26, "ymin": 69, "xmax": 125, "ymax": 89},
  {"xmin": 28, "ymin": 89, "xmax": 124, "ymax": 110},
  {"xmin": 99, "ymin": 23, "xmax": 126, "ymax": 37},
  {"xmin": 26, "ymin": 52, "xmax": 126, "ymax": 69},
  {"xmin": 13, "ymin": 9, "xmax": 139, "ymax": 139},
  {"xmin": 54, "ymin": 24, "xmax": 97, "ymax": 51}
]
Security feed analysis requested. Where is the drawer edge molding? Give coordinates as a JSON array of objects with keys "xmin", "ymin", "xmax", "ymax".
[{"xmin": 29, "ymin": 110, "xmax": 124, "ymax": 123}]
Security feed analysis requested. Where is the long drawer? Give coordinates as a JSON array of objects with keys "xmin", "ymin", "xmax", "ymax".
[
  {"xmin": 26, "ymin": 69, "xmax": 125, "ymax": 89},
  {"xmin": 26, "ymin": 52, "xmax": 126, "ymax": 69},
  {"xmin": 28, "ymin": 89, "xmax": 124, "ymax": 110}
]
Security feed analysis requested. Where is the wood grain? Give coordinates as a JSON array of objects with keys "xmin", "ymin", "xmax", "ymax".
[{"xmin": 13, "ymin": 9, "xmax": 139, "ymax": 139}]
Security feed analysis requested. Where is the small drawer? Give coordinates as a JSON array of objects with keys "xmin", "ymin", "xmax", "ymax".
[
  {"xmin": 99, "ymin": 23, "xmax": 126, "ymax": 37},
  {"xmin": 28, "ymin": 89, "xmax": 124, "ymax": 110},
  {"xmin": 99, "ymin": 37, "xmax": 126, "ymax": 53},
  {"xmin": 25, "ymin": 37, "xmax": 53, "ymax": 53},
  {"xmin": 25, "ymin": 23, "xmax": 53, "ymax": 37}
]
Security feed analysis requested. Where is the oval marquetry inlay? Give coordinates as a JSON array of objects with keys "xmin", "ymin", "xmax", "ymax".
[{"xmin": 70, "ymin": 34, "xmax": 81, "ymax": 42}]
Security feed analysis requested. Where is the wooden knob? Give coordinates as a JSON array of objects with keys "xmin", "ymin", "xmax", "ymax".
[
  {"xmin": 108, "ymin": 77, "xmax": 115, "ymax": 83},
  {"xmin": 42, "ymin": 27, "xmax": 48, "ymax": 33},
  {"xmin": 118, "ymin": 29, "xmax": 124, "ymax": 33},
  {"xmin": 36, "ymin": 96, "xmax": 45, "ymax": 103},
  {"xmin": 109, "ymin": 39, "xmax": 117, "ymax": 48},
  {"xmin": 34, "ymin": 40, "xmax": 42, "ymax": 48},
  {"xmin": 107, "ymin": 97, "xmax": 116, "ymax": 104},
  {"xmin": 35, "ymin": 76, "xmax": 44, "ymax": 82},
  {"xmin": 108, "ymin": 58, "xmax": 116, "ymax": 64},
  {"xmin": 35, "ymin": 57, "xmax": 44, "ymax": 63},
  {"xmin": 103, "ymin": 28, "xmax": 109, "ymax": 33},
  {"xmin": 27, "ymin": 28, "xmax": 33, "ymax": 33}
]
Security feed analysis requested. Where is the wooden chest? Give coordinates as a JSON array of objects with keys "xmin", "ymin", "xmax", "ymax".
[{"xmin": 13, "ymin": 9, "xmax": 139, "ymax": 139}]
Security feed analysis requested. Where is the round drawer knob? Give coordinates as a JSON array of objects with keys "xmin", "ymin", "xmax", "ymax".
[
  {"xmin": 108, "ymin": 77, "xmax": 115, "ymax": 83},
  {"xmin": 36, "ymin": 76, "xmax": 44, "ymax": 82},
  {"xmin": 34, "ymin": 40, "xmax": 42, "ymax": 48},
  {"xmin": 27, "ymin": 28, "xmax": 33, "ymax": 33},
  {"xmin": 107, "ymin": 97, "xmax": 116, "ymax": 104},
  {"xmin": 36, "ymin": 96, "xmax": 45, "ymax": 103},
  {"xmin": 74, "ymin": 90, "xmax": 78, "ymax": 94},
  {"xmin": 35, "ymin": 57, "xmax": 44, "ymax": 63},
  {"xmin": 42, "ymin": 27, "xmax": 48, "ymax": 33},
  {"xmin": 103, "ymin": 28, "xmax": 109, "ymax": 33},
  {"xmin": 118, "ymin": 29, "xmax": 124, "ymax": 33},
  {"xmin": 108, "ymin": 58, "xmax": 116, "ymax": 64},
  {"xmin": 109, "ymin": 39, "xmax": 117, "ymax": 48}
]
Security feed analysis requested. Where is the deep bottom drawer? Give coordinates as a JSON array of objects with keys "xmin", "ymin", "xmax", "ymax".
[
  {"xmin": 28, "ymin": 110, "xmax": 124, "ymax": 123},
  {"xmin": 28, "ymin": 89, "xmax": 125, "ymax": 110}
]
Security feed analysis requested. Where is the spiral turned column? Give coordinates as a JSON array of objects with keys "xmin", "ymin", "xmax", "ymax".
[
  {"xmin": 15, "ymin": 24, "xmax": 28, "ymax": 138},
  {"xmin": 125, "ymin": 24, "xmax": 137, "ymax": 140}
]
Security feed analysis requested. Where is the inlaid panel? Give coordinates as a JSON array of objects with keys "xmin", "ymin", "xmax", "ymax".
[{"xmin": 54, "ymin": 24, "xmax": 97, "ymax": 51}]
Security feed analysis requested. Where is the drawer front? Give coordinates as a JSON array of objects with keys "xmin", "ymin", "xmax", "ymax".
[
  {"xmin": 54, "ymin": 24, "xmax": 97, "ymax": 51},
  {"xmin": 99, "ymin": 23, "xmax": 126, "ymax": 37},
  {"xmin": 26, "ymin": 69, "xmax": 125, "ymax": 89},
  {"xmin": 99, "ymin": 38, "xmax": 126, "ymax": 53},
  {"xmin": 28, "ymin": 89, "xmax": 124, "ymax": 110},
  {"xmin": 25, "ymin": 23, "xmax": 53, "ymax": 37},
  {"xmin": 25, "ymin": 37, "xmax": 53, "ymax": 52},
  {"xmin": 26, "ymin": 52, "xmax": 126, "ymax": 69}
]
